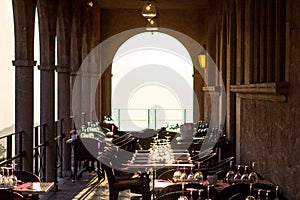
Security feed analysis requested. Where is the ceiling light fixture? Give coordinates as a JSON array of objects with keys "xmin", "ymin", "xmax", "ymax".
[
  {"xmin": 142, "ymin": 1, "xmax": 158, "ymax": 31},
  {"xmin": 141, "ymin": 2, "xmax": 157, "ymax": 19}
]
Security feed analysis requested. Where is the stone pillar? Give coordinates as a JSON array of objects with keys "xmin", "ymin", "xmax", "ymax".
[
  {"xmin": 37, "ymin": 0, "xmax": 57, "ymax": 182},
  {"xmin": 57, "ymin": 0, "xmax": 72, "ymax": 172},
  {"xmin": 70, "ymin": 0, "xmax": 83, "ymax": 127},
  {"xmin": 12, "ymin": 0, "xmax": 37, "ymax": 172}
]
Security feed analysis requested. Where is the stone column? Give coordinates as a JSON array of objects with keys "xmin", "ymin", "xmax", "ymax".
[
  {"xmin": 57, "ymin": 0, "xmax": 72, "ymax": 172},
  {"xmin": 12, "ymin": 0, "xmax": 37, "ymax": 172},
  {"xmin": 37, "ymin": 0, "xmax": 57, "ymax": 182},
  {"xmin": 70, "ymin": 0, "xmax": 83, "ymax": 127}
]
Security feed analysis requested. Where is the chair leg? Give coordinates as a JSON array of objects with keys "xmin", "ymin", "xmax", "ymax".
[
  {"xmin": 73, "ymin": 160, "xmax": 78, "ymax": 182},
  {"xmin": 109, "ymin": 189, "xmax": 119, "ymax": 200},
  {"xmin": 114, "ymin": 191, "xmax": 119, "ymax": 200},
  {"xmin": 142, "ymin": 189, "xmax": 151, "ymax": 200}
]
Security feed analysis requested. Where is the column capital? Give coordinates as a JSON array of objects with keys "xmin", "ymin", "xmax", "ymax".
[
  {"xmin": 12, "ymin": 60, "xmax": 36, "ymax": 67},
  {"xmin": 38, "ymin": 65, "xmax": 57, "ymax": 71},
  {"xmin": 56, "ymin": 65, "xmax": 71, "ymax": 73}
]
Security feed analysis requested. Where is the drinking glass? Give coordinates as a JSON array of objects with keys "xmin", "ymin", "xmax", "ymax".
[
  {"xmin": 178, "ymin": 182, "xmax": 188, "ymax": 200},
  {"xmin": 0, "ymin": 168, "xmax": 2, "ymax": 185},
  {"xmin": 180, "ymin": 167, "xmax": 188, "ymax": 182},
  {"xmin": 187, "ymin": 188, "xmax": 197, "ymax": 200},
  {"xmin": 187, "ymin": 167, "xmax": 194, "ymax": 182},
  {"xmin": 241, "ymin": 166, "xmax": 249, "ymax": 183},
  {"xmin": 9, "ymin": 164, "xmax": 18, "ymax": 186},
  {"xmin": 194, "ymin": 162, "xmax": 203, "ymax": 184},
  {"xmin": 0, "ymin": 167, "xmax": 8, "ymax": 186},
  {"xmin": 248, "ymin": 162, "xmax": 259, "ymax": 183},
  {"xmin": 274, "ymin": 185, "xmax": 280, "ymax": 200},
  {"xmin": 234, "ymin": 165, "xmax": 242, "ymax": 183},
  {"xmin": 265, "ymin": 190, "xmax": 271, "ymax": 200},
  {"xmin": 256, "ymin": 189, "xmax": 262, "ymax": 200},
  {"xmin": 173, "ymin": 161, "xmax": 182, "ymax": 183},
  {"xmin": 206, "ymin": 185, "xmax": 212, "ymax": 200},
  {"xmin": 226, "ymin": 161, "xmax": 235, "ymax": 184},
  {"xmin": 245, "ymin": 183, "xmax": 256, "ymax": 200},
  {"xmin": 6, "ymin": 167, "xmax": 14, "ymax": 186},
  {"xmin": 197, "ymin": 189, "xmax": 204, "ymax": 200}
]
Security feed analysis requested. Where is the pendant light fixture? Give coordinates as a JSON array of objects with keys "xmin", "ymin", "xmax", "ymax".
[{"xmin": 141, "ymin": 1, "xmax": 157, "ymax": 19}]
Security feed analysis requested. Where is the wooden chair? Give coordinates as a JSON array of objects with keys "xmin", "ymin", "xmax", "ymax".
[
  {"xmin": 73, "ymin": 138, "xmax": 102, "ymax": 182},
  {"xmin": 218, "ymin": 183, "xmax": 250, "ymax": 200},
  {"xmin": 14, "ymin": 170, "xmax": 41, "ymax": 183},
  {"xmin": 0, "ymin": 190, "xmax": 24, "ymax": 200},
  {"xmin": 14, "ymin": 170, "xmax": 41, "ymax": 200},
  {"xmin": 102, "ymin": 164, "xmax": 151, "ymax": 200}
]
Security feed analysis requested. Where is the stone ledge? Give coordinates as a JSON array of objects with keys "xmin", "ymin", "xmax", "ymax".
[{"xmin": 230, "ymin": 82, "xmax": 289, "ymax": 102}]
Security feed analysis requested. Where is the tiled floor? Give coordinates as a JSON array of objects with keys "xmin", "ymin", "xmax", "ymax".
[{"xmin": 39, "ymin": 171, "xmax": 143, "ymax": 200}]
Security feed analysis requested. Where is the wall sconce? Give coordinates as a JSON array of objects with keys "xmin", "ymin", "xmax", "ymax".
[
  {"xmin": 86, "ymin": 0, "xmax": 95, "ymax": 8},
  {"xmin": 141, "ymin": 2, "xmax": 157, "ymax": 19},
  {"xmin": 198, "ymin": 49, "xmax": 206, "ymax": 69}
]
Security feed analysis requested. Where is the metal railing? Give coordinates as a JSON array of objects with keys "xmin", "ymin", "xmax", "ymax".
[
  {"xmin": 0, "ymin": 120, "xmax": 69, "ymax": 184},
  {"xmin": 33, "ymin": 123, "xmax": 48, "ymax": 181},
  {"xmin": 55, "ymin": 119, "xmax": 65, "ymax": 182},
  {"xmin": 0, "ymin": 130, "xmax": 25, "ymax": 168},
  {"xmin": 112, "ymin": 108, "xmax": 193, "ymax": 130}
]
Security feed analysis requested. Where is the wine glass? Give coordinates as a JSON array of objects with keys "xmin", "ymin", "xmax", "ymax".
[
  {"xmin": 187, "ymin": 167, "xmax": 194, "ymax": 182},
  {"xmin": 265, "ymin": 190, "xmax": 271, "ymax": 200},
  {"xmin": 6, "ymin": 167, "xmax": 14, "ymax": 186},
  {"xmin": 9, "ymin": 163, "xmax": 18, "ymax": 186},
  {"xmin": 256, "ymin": 189, "xmax": 262, "ymax": 200},
  {"xmin": 173, "ymin": 161, "xmax": 182, "ymax": 183},
  {"xmin": 197, "ymin": 189, "xmax": 204, "ymax": 200},
  {"xmin": 194, "ymin": 162, "xmax": 203, "ymax": 184},
  {"xmin": 187, "ymin": 188, "xmax": 197, "ymax": 200},
  {"xmin": 178, "ymin": 182, "xmax": 188, "ymax": 200},
  {"xmin": 241, "ymin": 166, "xmax": 249, "ymax": 183},
  {"xmin": 234, "ymin": 165, "xmax": 242, "ymax": 183},
  {"xmin": 274, "ymin": 185, "xmax": 280, "ymax": 200},
  {"xmin": 226, "ymin": 161, "xmax": 235, "ymax": 184},
  {"xmin": 248, "ymin": 162, "xmax": 259, "ymax": 183},
  {"xmin": 1, "ymin": 167, "xmax": 8, "ymax": 186},
  {"xmin": 245, "ymin": 183, "xmax": 256, "ymax": 200},
  {"xmin": 180, "ymin": 167, "xmax": 188, "ymax": 182},
  {"xmin": 206, "ymin": 185, "xmax": 212, "ymax": 200}
]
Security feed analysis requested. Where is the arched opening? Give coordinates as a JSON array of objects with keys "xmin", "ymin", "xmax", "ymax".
[{"xmin": 111, "ymin": 32, "xmax": 194, "ymax": 131}]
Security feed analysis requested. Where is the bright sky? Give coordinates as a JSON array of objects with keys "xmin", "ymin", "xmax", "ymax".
[
  {"xmin": 111, "ymin": 32, "xmax": 194, "ymax": 130},
  {"xmin": 0, "ymin": 1, "xmax": 14, "ymax": 130}
]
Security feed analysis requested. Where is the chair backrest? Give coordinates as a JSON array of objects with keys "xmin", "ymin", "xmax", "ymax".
[
  {"xmin": 112, "ymin": 132, "xmax": 131, "ymax": 144},
  {"xmin": 118, "ymin": 136, "xmax": 137, "ymax": 152},
  {"xmin": 14, "ymin": 170, "xmax": 41, "ymax": 182},
  {"xmin": 219, "ymin": 183, "xmax": 250, "ymax": 200},
  {"xmin": 0, "ymin": 189, "xmax": 24, "ymax": 200},
  {"xmin": 74, "ymin": 137, "xmax": 100, "ymax": 161}
]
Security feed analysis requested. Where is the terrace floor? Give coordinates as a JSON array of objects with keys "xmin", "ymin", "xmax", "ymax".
[{"xmin": 39, "ymin": 171, "xmax": 143, "ymax": 200}]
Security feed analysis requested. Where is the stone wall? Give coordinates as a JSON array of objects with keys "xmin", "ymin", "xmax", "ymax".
[
  {"xmin": 239, "ymin": 1, "xmax": 300, "ymax": 199},
  {"xmin": 204, "ymin": 0, "xmax": 300, "ymax": 199}
]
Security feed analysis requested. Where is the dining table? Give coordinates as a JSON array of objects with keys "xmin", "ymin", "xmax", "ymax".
[
  {"xmin": 122, "ymin": 150, "xmax": 195, "ymax": 199},
  {"xmin": 13, "ymin": 181, "xmax": 55, "ymax": 195}
]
